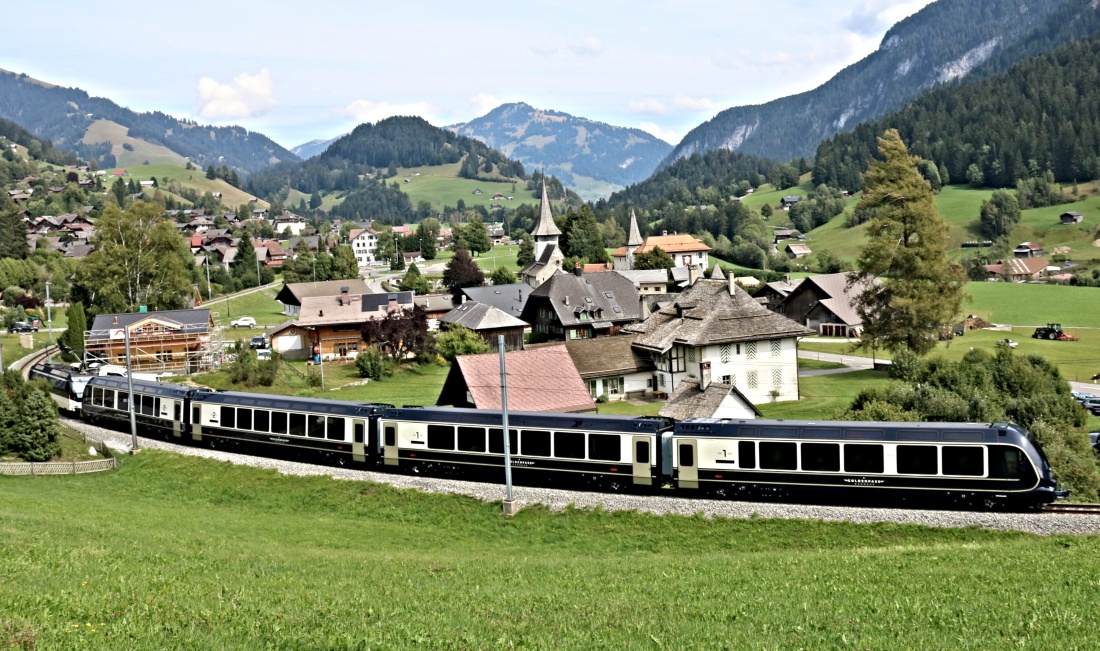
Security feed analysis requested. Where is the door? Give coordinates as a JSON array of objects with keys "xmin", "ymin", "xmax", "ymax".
[
  {"xmin": 352, "ymin": 419, "xmax": 367, "ymax": 463},
  {"xmin": 383, "ymin": 422, "xmax": 398, "ymax": 466},
  {"xmin": 678, "ymin": 439, "xmax": 698, "ymax": 489},
  {"xmin": 191, "ymin": 404, "xmax": 203, "ymax": 441},
  {"xmin": 169, "ymin": 399, "xmax": 182, "ymax": 438},
  {"xmin": 632, "ymin": 435, "xmax": 652, "ymax": 486}
]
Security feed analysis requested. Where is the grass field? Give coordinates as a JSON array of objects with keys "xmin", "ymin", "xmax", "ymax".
[
  {"xmin": 388, "ymin": 163, "xmax": 543, "ymax": 212},
  {"xmin": 4, "ymin": 452, "xmax": 1098, "ymax": 649},
  {"xmin": 82, "ymin": 120, "xmax": 187, "ymax": 168},
  {"xmin": 101, "ymin": 161, "xmax": 264, "ymax": 209},
  {"xmin": 433, "ymin": 243, "xmax": 521, "ymax": 272},
  {"xmin": 206, "ymin": 286, "xmax": 287, "ymax": 330}
]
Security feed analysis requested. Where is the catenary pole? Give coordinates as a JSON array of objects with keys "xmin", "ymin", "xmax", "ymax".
[
  {"xmin": 124, "ymin": 325, "xmax": 139, "ymax": 453},
  {"xmin": 499, "ymin": 335, "xmax": 513, "ymax": 503}
]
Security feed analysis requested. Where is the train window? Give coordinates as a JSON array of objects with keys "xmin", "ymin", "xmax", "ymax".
[
  {"xmin": 193, "ymin": 406, "xmax": 201, "ymax": 425},
  {"xmin": 354, "ymin": 423, "xmax": 364, "ymax": 445},
  {"xmin": 987, "ymin": 446, "xmax": 1022, "ymax": 479},
  {"xmin": 309, "ymin": 415, "xmax": 326, "ymax": 439},
  {"xmin": 253, "ymin": 410, "xmax": 270, "ymax": 433},
  {"xmin": 942, "ymin": 446, "xmax": 984, "ymax": 476},
  {"xmin": 589, "ymin": 434, "xmax": 621, "ymax": 462},
  {"xmin": 759, "ymin": 442, "xmax": 797, "ymax": 470},
  {"xmin": 844, "ymin": 444, "xmax": 884, "ymax": 473},
  {"xmin": 327, "ymin": 417, "xmax": 345, "ymax": 441},
  {"xmin": 554, "ymin": 431, "xmax": 585, "ymax": 459},
  {"xmin": 898, "ymin": 429, "xmax": 937, "ymax": 441},
  {"xmin": 107, "ymin": 390, "xmax": 117, "ymax": 409},
  {"xmin": 271, "ymin": 411, "xmax": 288, "ymax": 434},
  {"xmin": 90, "ymin": 387, "xmax": 99, "ymax": 406},
  {"xmin": 155, "ymin": 397, "xmax": 162, "ymax": 416},
  {"xmin": 288, "ymin": 413, "xmax": 306, "ymax": 437},
  {"xmin": 384, "ymin": 426, "xmax": 396, "ymax": 447},
  {"xmin": 118, "ymin": 392, "xmax": 129, "ymax": 412},
  {"xmin": 635, "ymin": 440, "xmax": 650, "ymax": 465},
  {"xmin": 457, "ymin": 426, "xmax": 486, "ymax": 452},
  {"xmin": 140, "ymin": 395, "xmax": 153, "ymax": 416},
  {"xmin": 897, "ymin": 445, "xmax": 938, "ymax": 475},
  {"xmin": 220, "ymin": 406, "xmax": 236, "ymax": 429},
  {"xmin": 845, "ymin": 428, "xmax": 884, "ymax": 440},
  {"xmin": 679, "ymin": 444, "xmax": 694, "ymax": 467},
  {"xmin": 174, "ymin": 404, "xmax": 182, "ymax": 422},
  {"xmin": 801, "ymin": 443, "xmax": 840, "ymax": 472},
  {"xmin": 488, "ymin": 428, "xmax": 518, "ymax": 454},
  {"xmin": 237, "ymin": 408, "xmax": 253, "ymax": 431},
  {"xmin": 738, "ymin": 441, "xmax": 756, "ymax": 469},
  {"xmin": 760, "ymin": 427, "xmax": 796, "ymax": 438},
  {"xmin": 521, "ymin": 430, "xmax": 551, "ymax": 457},
  {"xmin": 428, "ymin": 424, "xmax": 455, "ymax": 450}
]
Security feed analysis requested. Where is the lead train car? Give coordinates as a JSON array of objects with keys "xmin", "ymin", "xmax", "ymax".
[
  {"xmin": 29, "ymin": 362, "xmax": 95, "ymax": 413},
  {"xmin": 671, "ymin": 418, "xmax": 1062, "ymax": 508},
  {"xmin": 377, "ymin": 406, "xmax": 669, "ymax": 490}
]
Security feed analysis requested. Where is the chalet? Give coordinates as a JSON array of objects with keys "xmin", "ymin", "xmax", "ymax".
[
  {"xmin": 772, "ymin": 228, "xmax": 798, "ymax": 242},
  {"xmin": 658, "ymin": 369, "xmax": 762, "ymax": 422},
  {"xmin": 623, "ymin": 275, "xmax": 812, "ymax": 403},
  {"xmin": 780, "ymin": 196, "xmax": 801, "ymax": 210},
  {"xmin": 84, "ymin": 309, "xmax": 215, "ymax": 374},
  {"xmin": 460, "ymin": 283, "xmax": 533, "ymax": 318},
  {"xmin": 392, "ymin": 225, "xmax": 412, "ymax": 237},
  {"xmin": 1013, "ymin": 241, "xmax": 1044, "ymax": 258},
  {"xmin": 493, "ymin": 192, "xmax": 504, "ymax": 199},
  {"xmin": 62, "ymin": 244, "xmax": 95, "ymax": 259},
  {"xmin": 254, "ymin": 239, "xmax": 288, "ymax": 266},
  {"xmin": 1060, "ymin": 211, "xmax": 1084, "ymax": 224},
  {"xmin": 520, "ymin": 266, "xmax": 642, "ymax": 341},
  {"xmin": 984, "ymin": 257, "xmax": 1049, "ymax": 283},
  {"xmin": 272, "ymin": 212, "xmax": 307, "ymax": 236},
  {"xmin": 274, "ymin": 279, "xmax": 372, "ymax": 317},
  {"xmin": 559, "ymin": 334, "xmax": 655, "ymax": 401},
  {"xmin": 402, "ymin": 250, "xmax": 424, "ymax": 265},
  {"xmin": 436, "ymin": 345, "xmax": 595, "ymax": 413},
  {"xmin": 252, "ymin": 209, "xmax": 269, "ymax": 220},
  {"xmin": 139, "ymin": 180, "xmax": 155, "ymax": 188},
  {"xmin": 613, "ymin": 269, "xmax": 667, "ymax": 295},
  {"xmin": 268, "ymin": 291, "xmax": 414, "ymax": 360},
  {"xmin": 348, "ymin": 228, "xmax": 380, "ymax": 267},
  {"xmin": 613, "ymin": 227, "xmax": 711, "ymax": 270},
  {"xmin": 440, "ymin": 301, "xmax": 527, "ymax": 351},
  {"xmin": 785, "ymin": 243, "xmax": 812, "ymax": 259},
  {"xmin": 753, "ymin": 277, "xmax": 804, "ymax": 313},
  {"xmin": 414, "ymin": 294, "xmax": 454, "ymax": 330},
  {"xmin": 472, "ymin": 188, "xmax": 483, "ymax": 195},
  {"xmin": 775, "ymin": 272, "xmax": 879, "ymax": 337}
]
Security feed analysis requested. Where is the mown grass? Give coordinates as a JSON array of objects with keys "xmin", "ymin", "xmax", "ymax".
[
  {"xmin": 2, "ymin": 452, "xmax": 1097, "ymax": 649},
  {"xmin": 759, "ymin": 369, "xmax": 890, "ymax": 419},
  {"xmin": 99, "ymin": 160, "xmax": 264, "ymax": 208},
  {"xmin": 207, "ymin": 285, "xmax": 287, "ymax": 330}
]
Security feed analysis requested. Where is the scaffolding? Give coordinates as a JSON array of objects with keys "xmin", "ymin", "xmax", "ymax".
[{"xmin": 83, "ymin": 321, "xmax": 216, "ymax": 375}]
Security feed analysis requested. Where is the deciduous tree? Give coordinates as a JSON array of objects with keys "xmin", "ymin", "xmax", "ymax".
[
  {"xmin": 360, "ymin": 305, "xmax": 434, "ymax": 362},
  {"xmin": 490, "ymin": 266, "xmax": 516, "ymax": 285},
  {"xmin": 978, "ymin": 190, "xmax": 1020, "ymax": 240},
  {"xmin": 442, "ymin": 247, "xmax": 485, "ymax": 295},
  {"xmin": 633, "ymin": 246, "xmax": 674, "ymax": 271},
  {"xmin": 398, "ymin": 263, "xmax": 431, "ymax": 294},
  {"xmin": 436, "ymin": 325, "xmax": 489, "ymax": 361}
]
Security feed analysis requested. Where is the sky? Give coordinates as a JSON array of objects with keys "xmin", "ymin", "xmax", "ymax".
[{"xmin": 1, "ymin": 0, "xmax": 935, "ymax": 150}]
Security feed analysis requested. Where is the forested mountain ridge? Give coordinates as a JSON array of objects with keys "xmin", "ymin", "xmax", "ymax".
[
  {"xmin": 0, "ymin": 68, "xmax": 298, "ymax": 173},
  {"xmin": 813, "ymin": 29, "xmax": 1100, "ymax": 191},
  {"xmin": 661, "ymin": 0, "xmax": 1094, "ymax": 167},
  {"xmin": 448, "ymin": 102, "xmax": 673, "ymax": 198}
]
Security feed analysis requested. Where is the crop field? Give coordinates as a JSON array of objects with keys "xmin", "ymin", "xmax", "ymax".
[{"xmin": 2, "ymin": 453, "xmax": 1098, "ymax": 649}]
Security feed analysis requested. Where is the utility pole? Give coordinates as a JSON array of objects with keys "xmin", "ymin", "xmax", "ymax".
[
  {"xmin": 499, "ymin": 335, "xmax": 517, "ymax": 516},
  {"xmin": 124, "ymin": 326, "xmax": 139, "ymax": 453},
  {"xmin": 255, "ymin": 251, "xmax": 261, "ymax": 288},
  {"xmin": 44, "ymin": 281, "xmax": 53, "ymax": 345},
  {"xmin": 204, "ymin": 259, "xmax": 212, "ymax": 302}
]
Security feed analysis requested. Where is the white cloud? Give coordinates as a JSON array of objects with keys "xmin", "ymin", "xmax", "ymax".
[
  {"xmin": 339, "ymin": 99, "xmax": 439, "ymax": 125},
  {"xmin": 628, "ymin": 99, "xmax": 668, "ymax": 115},
  {"xmin": 569, "ymin": 36, "xmax": 605, "ymax": 57},
  {"xmin": 842, "ymin": 0, "xmax": 934, "ymax": 36},
  {"xmin": 673, "ymin": 95, "xmax": 713, "ymax": 112},
  {"xmin": 197, "ymin": 69, "xmax": 277, "ymax": 120},
  {"xmin": 638, "ymin": 121, "xmax": 680, "ymax": 145},
  {"xmin": 469, "ymin": 93, "xmax": 501, "ymax": 116}
]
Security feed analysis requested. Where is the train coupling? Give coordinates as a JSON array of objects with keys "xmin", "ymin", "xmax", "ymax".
[{"xmin": 1055, "ymin": 483, "xmax": 1071, "ymax": 500}]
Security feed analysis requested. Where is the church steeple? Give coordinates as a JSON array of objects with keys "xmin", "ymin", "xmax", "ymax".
[
  {"xmin": 627, "ymin": 209, "xmax": 642, "ymax": 247},
  {"xmin": 532, "ymin": 183, "xmax": 561, "ymax": 237}
]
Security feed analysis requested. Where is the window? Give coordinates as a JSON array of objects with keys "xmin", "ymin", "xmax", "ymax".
[
  {"xmin": 801, "ymin": 443, "xmax": 840, "ymax": 472},
  {"xmin": 521, "ymin": 430, "xmax": 551, "ymax": 457},
  {"xmin": 589, "ymin": 434, "xmax": 620, "ymax": 461},
  {"xmin": 746, "ymin": 341, "xmax": 757, "ymax": 360},
  {"xmin": 272, "ymin": 411, "xmax": 288, "ymax": 434},
  {"xmin": 759, "ymin": 442, "xmax": 797, "ymax": 470},
  {"xmin": 554, "ymin": 431, "xmax": 585, "ymax": 459},
  {"xmin": 384, "ymin": 425, "xmax": 396, "ymax": 447},
  {"xmin": 844, "ymin": 444, "xmax": 884, "ymax": 473},
  {"xmin": 988, "ymin": 446, "xmax": 1022, "ymax": 479},
  {"xmin": 679, "ymin": 444, "xmax": 694, "ymax": 467},
  {"xmin": 237, "ymin": 408, "xmax": 253, "ymax": 431},
  {"xmin": 289, "ymin": 413, "xmax": 306, "ymax": 437},
  {"xmin": 771, "ymin": 368, "xmax": 783, "ymax": 387},
  {"xmin": 327, "ymin": 417, "xmax": 345, "ymax": 441},
  {"xmin": 427, "ymin": 424, "xmax": 455, "ymax": 450},
  {"xmin": 771, "ymin": 339, "xmax": 782, "ymax": 357},
  {"xmin": 192, "ymin": 405, "xmax": 200, "ymax": 425},
  {"xmin": 636, "ymin": 440, "xmax": 650, "ymax": 465},
  {"xmin": 897, "ymin": 445, "xmax": 938, "ymax": 475},
  {"xmin": 747, "ymin": 370, "xmax": 759, "ymax": 389},
  {"xmin": 141, "ymin": 394, "xmax": 155, "ymax": 416},
  {"xmin": 488, "ymin": 428, "xmax": 518, "ymax": 454},
  {"xmin": 687, "ymin": 347, "xmax": 695, "ymax": 363},
  {"xmin": 942, "ymin": 446, "xmax": 984, "ymax": 476},
  {"xmin": 254, "ymin": 410, "xmax": 270, "ymax": 433},
  {"xmin": 604, "ymin": 292, "xmax": 613, "ymax": 299},
  {"xmin": 588, "ymin": 380, "xmax": 599, "ymax": 399},
  {"xmin": 457, "ymin": 426, "xmax": 486, "ymax": 452},
  {"xmin": 309, "ymin": 415, "xmax": 326, "ymax": 439},
  {"xmin": 659, "ymin": 374, "xmax": 666, "ymax": 388},
  {"xmin": 221, "ymin": 406, "xmax": 235, "ymax": 429},
  {"xmin": 669, "ymin": 346, "xmax": 685, "ymax": 373},
  {"xmin": 174, "ymin": 403, "xmax": 182, "ymax": 422},
  {"xmin": 608, "ymin": 377, "xmax": 624, "ymax": 396},
  {"xmin": 738, "ymin": 441, "xmax": 756, "ymax": 469}
]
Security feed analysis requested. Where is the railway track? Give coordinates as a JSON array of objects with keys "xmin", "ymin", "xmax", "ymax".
[
  {"xmin": 11, "ymin": 345, "xmax": 57, "ymax": 378},
  {"xmin": 1042, "ymin": 503, "xmax": 1100, "ymax": 515}
]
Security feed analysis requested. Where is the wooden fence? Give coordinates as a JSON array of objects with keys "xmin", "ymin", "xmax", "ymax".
[{"xmin": 0, "ymin": 428, "xmax": 118, "ymax": 476}]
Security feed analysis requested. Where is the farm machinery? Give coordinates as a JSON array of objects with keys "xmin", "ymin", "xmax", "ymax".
[{"xmin": 1031, "ymin": 323, "xmax": 1079, "ymax": 341}]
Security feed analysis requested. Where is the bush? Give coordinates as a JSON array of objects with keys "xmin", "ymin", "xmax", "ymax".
[
  {"xmin": 355, "ymin": 348, "xmax": 391, "ymax": 381},
  {"xmin": 436, "ymin": 326, "xmax": 490, "ymax": 362},
  {"xmin": 306, "ymin": 366, "xmax": 323, "ymax": 388}
]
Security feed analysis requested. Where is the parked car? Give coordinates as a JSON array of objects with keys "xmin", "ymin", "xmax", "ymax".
[
  {"xmin": 1080, "ymin": 398, "xmax": 1100, "ymax": 415},
  {"xmin": 7, "ymin": 322, "xmax": 38, "ymax": 334},
  {"xmin": 1090, "ymin": 431, "xmax": 1100, "ymax": 451},
  {"xmin": 249, "ymin": 336, "xmax": 267, "ymax": 350},
  {"xmin": 230, "ymin": 316, "xmax": 257, "ymax": 328},
  {"xmin": 996, "ymin": 338, "xmax": 1018, "ymax": 348},
  {"xmin": 1072, "ymin": 392, "xmax": 1096, "ymax": 404},
  {"xmin": 256, "ymin": 349, "xmax": 272, "ymax": 361}
]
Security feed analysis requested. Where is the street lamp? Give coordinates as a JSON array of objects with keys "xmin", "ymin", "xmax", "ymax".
[{"xmin": 44, "ymin": 281, "xmax": 53, "ymax": 346}]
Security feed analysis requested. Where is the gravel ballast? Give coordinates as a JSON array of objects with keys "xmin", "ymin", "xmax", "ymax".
[{"xmin": 65, "ymin": 417, "xmax": 1100, "ymax": 537}]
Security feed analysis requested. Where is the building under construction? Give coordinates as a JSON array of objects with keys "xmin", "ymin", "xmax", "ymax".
[{"xmin": 84, "ymin": 309, "xmax": 218, "ymax": 374}]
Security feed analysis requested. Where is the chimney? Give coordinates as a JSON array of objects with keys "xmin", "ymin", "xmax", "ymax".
[
  {"xmin": 688, "ymin": 264, "xmax": 699, "ymax": 286},
  {"xmin": 574, "ymin": 262, "xmax": 583, "ymax": 276},
  {"xmin": 340, "ymin": 286, "xmax": 349, "ymax": 301},
  {"xmin": 112, "ymin": 316, "xmax": 119, "ymax": 324},
  {"xmin": 700, "ymin": 361, "xmax": 712, "ymax": 391},
  {"xmin": 729, "ymin": 272, "xmax": 736, "ymax": 297},
  {"xmin": 388, "ymin": 293, "xmax": 398, "ymax": 308}
]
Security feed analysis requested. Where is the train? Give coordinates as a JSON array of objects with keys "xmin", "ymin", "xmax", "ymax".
[
  {"xmin": 28, "ymin": 362, "xmax": 96, "ymax": 413},
  {"xmin": 72, "ymin": 374, "xmax": 1067, "ymax": 510}
]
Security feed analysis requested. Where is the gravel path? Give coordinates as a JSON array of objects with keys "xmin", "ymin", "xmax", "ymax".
[{"xmin": 65, "ymin": 417, "xmax": 1100, "ymax": 537}]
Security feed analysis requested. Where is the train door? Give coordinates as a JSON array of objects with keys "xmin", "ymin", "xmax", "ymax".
[
  {"xmin": 382, "ymin": 421, "xmax": 399, "ymax": 466},
  {"xmin": 352, "ymin": 419, "xmax": 367, "ymax": 463},
  {"xmin": 161, "ymin": 398, "xmax": 182, "ymax": 438},
  {"xmin": 191, "ymin": 404, "xmax": 207, "ymax": 441},
  {"xmin": 678, "ymin": 438, "xmax": 698, "ymax": 489},
  {"xmin": 632, "ymin": 435, "xmax": 652, "ymax": 486}
]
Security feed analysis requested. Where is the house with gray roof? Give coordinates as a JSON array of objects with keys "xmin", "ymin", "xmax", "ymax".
[
  {"xmin": 775, "ymin": 272, "xmax": 879, "ymax": 337},
  {"xmin": 440, "ymin": 302, "xmax": 527, "ymax": 351},
  {"xmin": 275, "ymin": 279, "xmax": 372, "ymax": 317},
  {"xmin": 557, "ymin": 334, "xmax": 655, "ymax": 401},
  {"xmin": 623, "ymin": 275, "xmax": 812, "ymax": 404},
  {"xmin": 520, "ymin": 266, "xmax": 642, "ymax": 342},
  {"xmin": 460, "ymin": 283, "xmax": 533, "ymax": 318},
  {"xmin": 658, "ymin": 370, "xmax": 762, "ymax": 422}
]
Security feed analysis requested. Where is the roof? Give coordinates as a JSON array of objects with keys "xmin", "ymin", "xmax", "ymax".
[
  {"xmin": 613, "ymin": 269, "xmax": 668, "ymax": 287},
  {"xmin": 626, "ymin": 210, "xmax": 643, "ymax": 247},
  {"xmin": 624, "ymin": 278, "xmax": 813, "ymax": 352},
  {"xmin": 986, "ymin": 257, "xmax": 1048, "ymax": 277},
  {"xmin": 558, "ymin": 334, "xmax": 654, "ymax": 378},
  {"xmin": 448, "ymin": 345, "xmax": 594, "ymax": 412},
  {"xmin": 414, "ymin": 294, "xmax": 456, "ymax": 313},
  {"xmin": 296, "ymin": 291, "xmax": 413, "ymax": 326},
  {"xmin": 786, "ymin": 243, "xmax": 813, "ymax": 256},
  {"xmin": 633, "ymin": 234, "xmax": 711, "ymax": 255},
  {"xmin": 658, "ymin": 379, "xmax": 762, "ymax": 421},
  {"xmin": 88, "ymin": 309, "xmax": 212, "ymax": 341},
  {"xmin": 275, "ymin": 279, "xmax": 372, "ymax": 307},
  {"xmin": 1015, "ymin": 241, "xmax": 1043, "ymax": 251},
  {"xmin": 522, "ymin": 271, "xmax": 641, "ymax": 327},
  {"xmin": 441, "ymin": 302, "xmax": 528, "ymax": 330},
  {"xmin": 531, "ymin": 183, "xmax": 561, "ymax": 237},
  {"xmin": 779, "ymin": 272, "xmax": 877, "ymax": 326},
  {"xmin": 461, "ymin": 283, "xmax": 533, "ymax": 316},
  {"xmin": 755, "ymin": 278, "xmax": 803, "ymax": 299}
]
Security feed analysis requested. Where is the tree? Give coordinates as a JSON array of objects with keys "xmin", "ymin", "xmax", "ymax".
[
  {"xmin": 436, "ymin": 326, "xmax": 490, "ymax": 362},
  {"xmin": 330, "ymin": 244, "xmax": 360, "ymax": 280},
  {"xmin": 231, "ymin": 231, "xmax": 260, "ymax": 289},
  {"xmin": 633, "ymin": 246, "xmax": 675, "ymax": 271},
  {"xmin": 6, "ymin": 375, "xmax": 61, "ymax": 461},
  {"xmin": 77, "ymin": 202, "xmax": 195, "ymax": 313},
  {"xmin": 978, "ymin": 190, "xmax": 1021, "ymax": 240},
  {"xmin": 206, "ymin": 165, "xmax": 217, "ymax": 180},
  {"xmin": 849, "ymin": 130, "xmax": 968, "ymax": 356},
  {"xmin": 560, "ymin": 205, "xmax": 609, "ymax": 263},
  {"xmin": 309, "ymin": 191, "xmax": 323, "ymax": 210},
  {"xmin": 442, "ymin": 247, "xmax": 485, "ymax": 295},
  {"xmin": 965, "ymin": 163, "xmax": 985, "ymax": 187},
  {"xmin": 417, "ymin": 221, "xmax": 438, "ymax": 261},
  {"xmin": 0, "ymin": 203, "xmax": 29, "ymax": 259},
  {"xmin": 463, "ymin": 217, "xmax": 492, "ymax": 257},
  {"xmin": 490, "ymin": 266, "xmax": 517, "ymax": 285},
  {"xmin": 360, "ymin": 305, "xmax": 434, "ymax": 363},
  {"xmin": 515, "ymin": 233, "xmax": 535, "ymax": 267},
  {"xmin": 398, "ymin": 263, "xmax": 431, "ymax": 295},
  {"xmin": 58, "ymin": 301, "xmax": 87, "ymax": 363}
]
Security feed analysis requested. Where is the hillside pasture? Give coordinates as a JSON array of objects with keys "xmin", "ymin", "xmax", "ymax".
[
  {"xmin": 389, "ymin": 163, "xmax": 541, "ymax": 211},
  {"xmin": 82, "ymin": 120, "xmax": 187, "ymax": 167},
  {"xmin": 103, "ymin": 161, "xmax": 265, "ymax": 209}
]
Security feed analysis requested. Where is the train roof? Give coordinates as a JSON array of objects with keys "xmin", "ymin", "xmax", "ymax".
[
  {"xmin": 676, "ymin": 418, "xmax": 1028, "ymax": 444},
  {"xmin": 87, "ymin": 375, "xmax": 195, "ymax": 399},
  {"xmin": 29, "ymin": 362, "xmax": 95, "ymax": 382},
  {"xmin": 193, "ymin": 389, "xmax": 377, "ymax": 416},
  {"xmin": 381, "ymin": 405, "xmax": 671, "ymax": 433}
]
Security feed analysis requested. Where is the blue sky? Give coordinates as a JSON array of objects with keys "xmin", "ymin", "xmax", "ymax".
[{"xmin": 1, "ymin": 0, "xmax": 934, "ymax": 149}]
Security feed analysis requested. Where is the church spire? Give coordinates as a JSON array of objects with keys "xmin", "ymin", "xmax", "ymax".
[
  {"xmin": 532, "ymin": 182, "xmax": 561, "ymax": 237},
  {"xmin": 627, "ymin": 209, "xmax": 642, "ymax": 247}
]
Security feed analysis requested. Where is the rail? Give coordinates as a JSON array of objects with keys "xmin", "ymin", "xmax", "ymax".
[{"xmin": 1042, "ymin": 503, "xmax": 1100, "ymax": 515}]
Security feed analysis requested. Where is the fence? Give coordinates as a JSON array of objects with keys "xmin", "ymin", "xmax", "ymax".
[{"xmin": 0, "ymin": 428, "xmax": 118, "ymax": 476}]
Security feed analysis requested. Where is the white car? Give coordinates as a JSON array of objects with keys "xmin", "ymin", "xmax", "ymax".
[{"xmin": 230, "ymin": 316, "xmax": 257, "ymax": 328}]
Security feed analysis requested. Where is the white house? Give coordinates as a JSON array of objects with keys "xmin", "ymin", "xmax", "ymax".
[{"xmin": 348, "ymin": 228, "xmax": 380, "ymax": 267}]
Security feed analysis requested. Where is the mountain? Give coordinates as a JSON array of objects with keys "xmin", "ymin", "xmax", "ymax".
[
  {"xmin": 448, "ymin": 102, "xmax": 673, "ymax": 199},
  {"xmin": 662, "ymin": 0, "xmax": 1095, "ymax": 167},
  {"xmin": 291, "ymin": 135, "xmax": 342, "ymax": 160},
  {"xmin": 0, "ymin": 68, "xmax": 298, "ymax": 173}
]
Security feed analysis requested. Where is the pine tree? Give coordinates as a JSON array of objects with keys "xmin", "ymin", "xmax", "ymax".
[
  {"xmin": 58, "ymin": 301, "xmax": 87, "ymax": 363},
  {"xmin": 850, "ymin": 130, "xmax": 967, "ymax": 356},
  {"xmin": 0, "ymin": 202, "xmax": 29, "ymax": 259},
  {"xmin": 398, "ymin": 263, "xmax": 431, "ymax": 294},
  {"xmin": 15, "ymin": 387, "xmax": 61, "ymax": 461},
  {"xmin": 490, "ymin": 266, "xmax": 517, "ymax": 285},
  {"xmin": 231, "ymin": 231, "xmax": 260, "ymax": 288},
  {"xmin": 516, "ymin": 234, "xmax": 535, "ymax": 267}
]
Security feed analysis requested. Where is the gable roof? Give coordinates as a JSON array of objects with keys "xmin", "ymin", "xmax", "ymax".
[
  {"xmin": 296, "ymin": 291, "xmax": 414, "ymax": 326},
  {"xmin": 558, "ymin": 334, "xmax": 654, "ymax": 378},
  {"xmin": 613, "ymin": 269, "xmax": 668, "ymax": 287},
  {"xmin": 633, "ymin": 234, "xmax": 711, "ymax": 255},
  {"xmin": 275, "ymin": 279, "xmax": 372, "ymax": 307},
  {"xmin": 985, "ymin": 257, "xmax": 1048, "ymax": 277},
  {"xmin": 658, "ymin": 379, "xmax": 762, "ymax": 421},
  {"xmin": 88, "ymin": 309, "xmax": 212, "ymax": 341},
  {"xmin": 625, "ymin": 278, "xmax": 812, "ymax": 352},
  {"xmin": 522, "ymin": 270, "xmax": 641, "ymax": 327},
  {"xmin": 446, "ymin": 345, "xmax": 594, "ymax": 412},
  {"xmin": 461, "ymin": 283, "xmax": 533, "ymax": 316},
  {"xmin": 441, "ymin": 302, "xmax": 528, "ymax": 330}
]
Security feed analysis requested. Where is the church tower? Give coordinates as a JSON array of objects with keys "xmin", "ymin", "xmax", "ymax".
[
  {"xmin": 625, "ymin": 209, "xmax": 643, "ymax": 271},
  {"xmin": 520, "ymin": 182, "xmax": 565, "ymax": 287},
  {"xmin": 532, "ymin": 183, "xmax": 561, "ymax": 261}
]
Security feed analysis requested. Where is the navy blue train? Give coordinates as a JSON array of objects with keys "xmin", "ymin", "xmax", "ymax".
[{"xmin": 79, "ymin": 375, "xmax": 1066, "ymax": 510}]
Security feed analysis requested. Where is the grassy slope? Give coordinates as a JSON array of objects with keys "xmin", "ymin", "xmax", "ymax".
[
  {"xmin": 103, "ymin": 162, "xmax": 265, "ymax": 209},
  {"xmin": 82, "ymin": 119, "xmax": 187, "ymax": 167},
  {"xmin": 3, "ymin": 453, "xmax": 1097, "ymax": 649},
  {"xmin": 391, "ymin": 162, "xmax": 539, "ymax": 211}
]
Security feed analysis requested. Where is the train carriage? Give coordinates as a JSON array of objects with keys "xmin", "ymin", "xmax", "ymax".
[
  {"xmin": 83, "ymin": 376, "xmax": 195, "ymax": 439},
  {"xmin": 28, "ymin": 362, "xmax": 94, "ymax": 413},
  {"xmin": 671, "ymin": 418, "xmax": 1062, "ymax": 508},
  {"xmin": 378, "ymin": 407, "xmax": 671, "ymax": 490}
]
